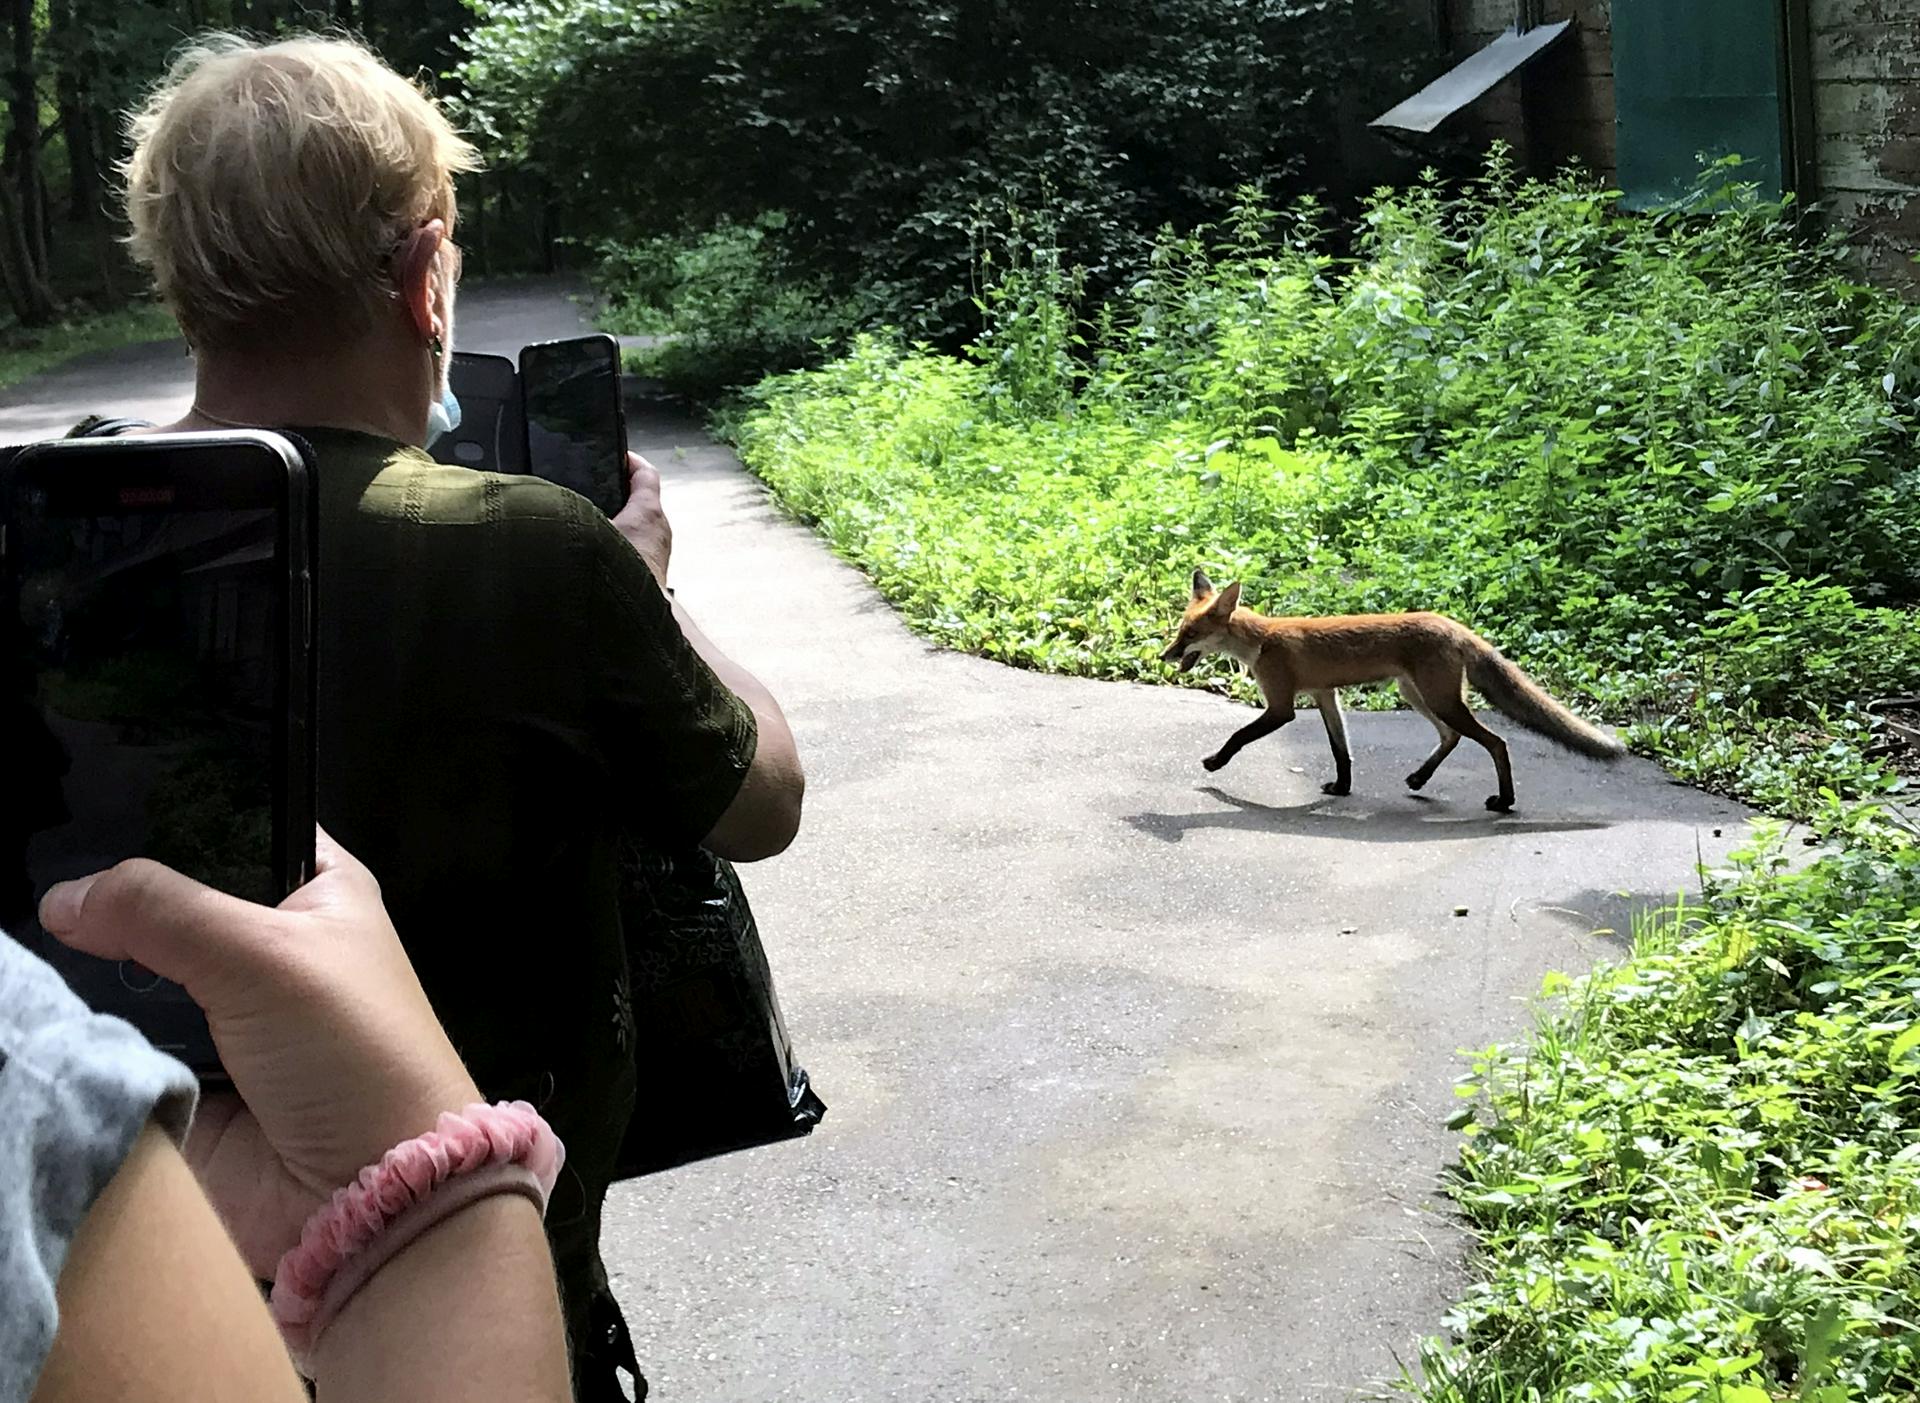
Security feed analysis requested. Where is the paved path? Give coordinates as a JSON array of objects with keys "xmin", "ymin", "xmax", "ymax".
[{"xmin": 3, "ymin": 281, "xmax": 1758, "ymax": 1401}]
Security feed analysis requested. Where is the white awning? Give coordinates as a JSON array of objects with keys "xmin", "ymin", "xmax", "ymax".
[{"xmin": 1371, "ymin": 22, "xmax": 1574, "ymax": 135}]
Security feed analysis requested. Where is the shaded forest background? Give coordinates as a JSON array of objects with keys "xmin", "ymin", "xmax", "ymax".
[{"xmin": 0, "ymin": 0, "xmax": 1439, "ymax": 350}]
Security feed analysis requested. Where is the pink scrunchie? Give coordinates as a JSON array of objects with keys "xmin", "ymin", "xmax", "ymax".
[{"xmin": 269, "ymin": 1101, "xmax": 565, "ymax": 1372}]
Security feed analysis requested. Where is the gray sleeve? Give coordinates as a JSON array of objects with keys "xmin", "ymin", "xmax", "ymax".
[{"xmin": 0, "ymin": 931, "xmax": 196, "ymax": 1401}]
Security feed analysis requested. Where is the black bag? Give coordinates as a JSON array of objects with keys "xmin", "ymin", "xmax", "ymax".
[{"xmin": 613, "ymin": 839, "xmax": 825, "ymax": 1179}]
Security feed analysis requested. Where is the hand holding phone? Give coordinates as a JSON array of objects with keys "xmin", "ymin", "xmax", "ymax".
[
  {"xmin": 610, "ymin": 452, "xmax": 671, "ymax": 587},
  {"xmin": 39, "ymin": 830, "xmax": 479, "ymax": 1279}
]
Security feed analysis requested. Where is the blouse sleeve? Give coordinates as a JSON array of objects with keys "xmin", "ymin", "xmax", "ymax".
[{"xmin": 0, "ymin": 930, "xmax": 196, "ymax": 1399}]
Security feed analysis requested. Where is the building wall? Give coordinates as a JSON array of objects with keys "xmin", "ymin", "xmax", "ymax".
[
  {"xmin": 1445, "ymin": 0, "xmax": 1615, "ymax": 179},
  {"xmin": 1810, "ymin": 0, "xmax": 1920, "ymax": 286},
  {"xmin": 1438, "ymin": 0, "xmax": 1919, "ymax": 286}
]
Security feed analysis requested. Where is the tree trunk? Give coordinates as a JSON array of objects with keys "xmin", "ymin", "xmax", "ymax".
[
  {"xmin": 0, "ymin": 174, "xmax": 58, "ymax": 324},
  {"xmin": 51, "ymin": 0, "xmax": 98, "ymax": 222},
  {"xmin": 58, "ymin": 80, "xmax": 100, "ymax": 222},
  {"xmin": 4, "ymin": 0, "xmax": 49, "ymax": 285},
  {"xmin": 472, "ymin": 171, "xmax": 490, "ymax": 275}
]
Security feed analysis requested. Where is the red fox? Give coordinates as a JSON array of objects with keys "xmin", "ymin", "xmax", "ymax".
[{"xmin": 1160, "ymin": 569, "xmax": 1626, "ymax": 811}]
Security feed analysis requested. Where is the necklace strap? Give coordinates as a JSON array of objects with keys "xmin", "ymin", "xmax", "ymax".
[{"xmin": 189, "ymin": 403, "xmax": 262, "ymax": 429}]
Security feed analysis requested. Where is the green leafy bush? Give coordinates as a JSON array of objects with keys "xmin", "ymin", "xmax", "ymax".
[
  {"xmin": 457, "ymin": 0, "xmax": 1429, "ymax": 360},
  {"xmin": 728, "ymin": 161, "xmax": 1920, "ymax": 814},
  {"xmin": 1416, "ymin": 813, "xmax": 1920, "ymax": 1401},
  {"xmin": 597, "ymin": 217, "xmax": 862, "ymax": 398}
]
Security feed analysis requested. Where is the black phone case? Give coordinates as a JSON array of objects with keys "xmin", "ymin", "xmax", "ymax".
[
  {"xmin": 518, "ymin": 334, "xmax": 628, "ymax": 515},
  {"xmin": 435, "ymin": 352, "xmax": 527, "ymax": 475},
  {"xmin": 1, "ymin": 431, "xmax": 318, "ymax": 1081}
]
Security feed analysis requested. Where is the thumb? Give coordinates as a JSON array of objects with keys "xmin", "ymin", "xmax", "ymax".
[{"xmin": 39, "ymin": 858, "xmax": 280, "ymax": 1001}]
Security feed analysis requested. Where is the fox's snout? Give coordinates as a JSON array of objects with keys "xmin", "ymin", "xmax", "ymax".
[{"xmin": 1161, "ymin": 639, "xmax": 1200, "ymax": 672}]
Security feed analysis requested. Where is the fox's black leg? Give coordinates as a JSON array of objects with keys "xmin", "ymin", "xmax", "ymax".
[
  {"xmin": 1203, "ymin": 706, "xmax": 1293, "ymax": 772},
  {"xmin": 1399, "ymin": 678, "xmax": 1460, "ymax": 792},
  {"xmin": 1419, "ymin": 681, "xmax": 1514, "ymax": 812},
  {"xmin": 1310, "ymin": 689, "xmax": 1351, "ymax": 795}
]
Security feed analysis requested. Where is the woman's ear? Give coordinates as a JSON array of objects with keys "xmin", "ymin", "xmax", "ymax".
[{"xmin": 392, "ymin": 219, "xmax": 448, "ymax": 345}]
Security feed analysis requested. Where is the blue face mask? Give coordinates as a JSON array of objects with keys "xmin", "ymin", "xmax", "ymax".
[{"xmin": 425, "ymin": 381, "xmax": 462, "ymax": 448}]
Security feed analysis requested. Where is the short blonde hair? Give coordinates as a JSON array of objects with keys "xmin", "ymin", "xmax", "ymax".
[{"xmin": 123, "ymin": 34, "xmax": 481, "ymax": 348}]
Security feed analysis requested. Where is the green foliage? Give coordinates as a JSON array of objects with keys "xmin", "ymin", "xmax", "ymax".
[
  {"xmin": 2, "ymin": 0, "xmax": 496, "ymax": 325},
  {"xmin": 146, "ymin": 742, "xmax": 277, "ymax": 906},
  {"xmin": 1410, "ymin": 812, "xmax": 1920, "ymax": 1401},
  {"xmin": 728, "ymin": 160, "xmax": 1920, "ymax": 816},
  {"xmin": 597, "ymin": 216, "xmax": 861, "ymax": 398},
  {"xmin": 457, "ymin": 0, "xmax": 1429, "ymax": 358}
]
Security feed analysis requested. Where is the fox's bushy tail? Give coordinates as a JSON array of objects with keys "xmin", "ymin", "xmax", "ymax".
[{"xmin": 1467, "ymin": 648, "xmax": 1626, "ymax": 760}]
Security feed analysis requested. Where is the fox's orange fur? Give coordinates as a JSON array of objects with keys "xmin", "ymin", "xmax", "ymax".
[{"xmin": 1162, "ymin": 569, "xmax": 1624, "ymax": 811}]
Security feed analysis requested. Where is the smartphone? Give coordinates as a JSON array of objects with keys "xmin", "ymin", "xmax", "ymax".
[
  {"xmin": 432, "ymin": 351, "xmax": 527, "ymax": 475},
  {"xmin": 520, "ymin": 334, "xmax": 627, "ymax": 515},
  {"xmin": 0, "ymin": 432, "xmax": 318, "ymax": 1080}
]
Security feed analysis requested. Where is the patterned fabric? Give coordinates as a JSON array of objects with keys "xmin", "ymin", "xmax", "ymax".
[{"xmin": 296, "ymin": 427, "xmax": 756, "ymax": 1395}]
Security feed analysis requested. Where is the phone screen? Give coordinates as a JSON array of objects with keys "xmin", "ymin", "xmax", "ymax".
[
  {"xmin": 520, "ymin": 335, "xmax": 626, "ymax": 515},
  {"xmin": 1, "ymin": 437, "xmax": 313, "ymax": 1074}
]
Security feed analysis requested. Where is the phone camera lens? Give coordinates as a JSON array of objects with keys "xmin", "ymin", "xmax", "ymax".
[{"xmin": 118, "ymin": 960, "xmax": 164, "ymax": 993}]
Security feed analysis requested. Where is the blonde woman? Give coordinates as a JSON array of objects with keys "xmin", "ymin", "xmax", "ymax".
[{"xmin": 96, "ymin": 34, "xmax": 806, "ymax": 1400}]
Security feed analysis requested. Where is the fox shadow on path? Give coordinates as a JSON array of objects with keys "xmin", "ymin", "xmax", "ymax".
[{"xmin": 1125, "ymin": 784, "xmax": 1618, "ymax": 845}]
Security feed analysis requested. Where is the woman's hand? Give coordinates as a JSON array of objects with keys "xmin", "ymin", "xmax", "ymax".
[
  {"xmin": 611, "ymin": 450, "xmax": 673, "ymax": 587},
  {"xmin": 39, "ymin": 831, "xmax": 479, "ymax": 1278}
]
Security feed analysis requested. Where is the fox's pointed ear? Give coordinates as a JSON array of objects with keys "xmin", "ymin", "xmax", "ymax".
[
  {"xmin": 1212, "ymin": 581, "xmax": 1242, "ymax": 614},
  {"xmin": 1191, "ymin": 567, "xmax": 1214, "ymax": 601}
]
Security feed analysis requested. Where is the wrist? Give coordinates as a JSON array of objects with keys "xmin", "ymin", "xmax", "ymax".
[
  {"xmin": 271, "ymin": 1102, "xmax": 564, "ymax": 1375},
  {"xmin": 345, "ymin": 1067, "xmax": 484, "ymax": 1180},
  {"xmin": 309, "ymin": 1189, "xmax": 556, "ymax": 1389}
]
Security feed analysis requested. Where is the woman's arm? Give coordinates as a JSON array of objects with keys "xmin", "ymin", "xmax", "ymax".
[
  {"xmin": 606, "ymin": 450, "xmax": 806, "ymax": 861},
  {"xmin": 671, "ymin": 596, "xmax": 806, "ymax": 861},
  {"xmin": 36, "ymin": 837, "xmax": 575, "ymax": 1402},
  {"xmin": 37, "ymin": 1123, "xmax": 570, "ymax": 1403},
  {"xmin": 33, "ymin": 1124, "xmax": 306, "ymax": 1403},
  {"xmin": 309, "ymin": 1194, "xmax": 569, "ymax": 1401}
]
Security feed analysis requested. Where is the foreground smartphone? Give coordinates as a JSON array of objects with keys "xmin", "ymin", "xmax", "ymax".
[
  {"xmin": 0, "ymin": 432, "xmax": 317, "ymax": 1081},
  {"xmin": 520, "ymin": 333, "xmax": 628, "ymax": 515}
]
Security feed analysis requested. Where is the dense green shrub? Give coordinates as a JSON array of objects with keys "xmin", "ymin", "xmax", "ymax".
[
  {"xmin": 457, "ymin": 0, "xmax": 1430, "ymax": 356},
  {"xmin": 729, "ymin": 161, "xmax": 1920, "ymax": 814},
  {"xmin": 596, "ymin": 217, "xmax": 862, "ymax": 398},
  {"xmin": 1413, "ymin": 812, "xmax": 1920, "ymax": 1401}
]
